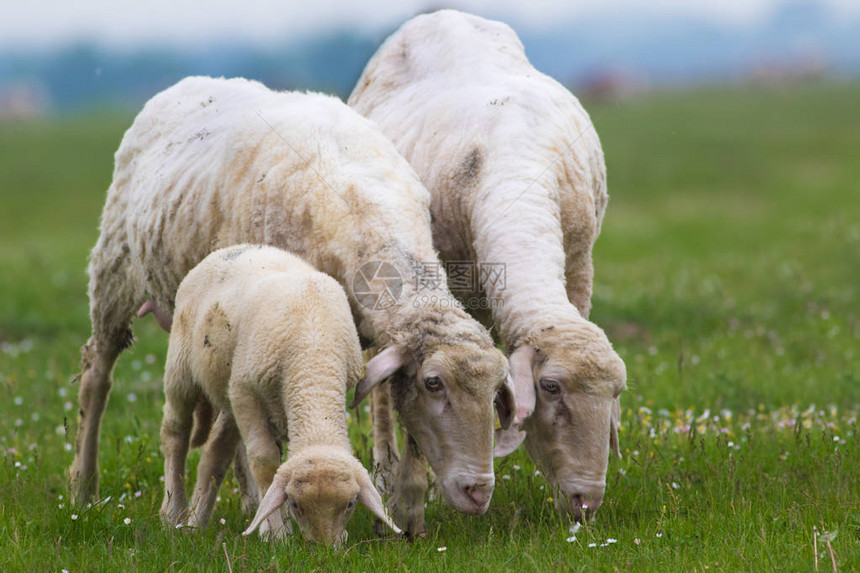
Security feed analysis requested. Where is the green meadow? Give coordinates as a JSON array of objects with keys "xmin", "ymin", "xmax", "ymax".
[{"xmin": 0, "ymin": 81, "xmax": 858, "ymax": 571}]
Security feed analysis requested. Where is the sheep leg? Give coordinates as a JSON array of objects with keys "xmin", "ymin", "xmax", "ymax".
[
  {"xmin": 70, "ymin": 234, "xmax": 145, "ymax": 504},
  {"xmin": 370, "ymin": 381, "xmax": 400, "ymax": 494},
  {"xmin": 232, "ymin": 442, "xmax": 260, "ymax": 515},
  {"xmin": 159, "ymin": 376, "xmax": 199, "ymax": 526},
  {"xmin": 188, "ymin": 412, "xmax": 241, "ymax": 528},
  {"xmin": 232, "ymin": 392, "xmax": 290, "ymax": 539},
  {"xmin": 388, "ymin": 434, "xmax": 428, "ymax": 538}
]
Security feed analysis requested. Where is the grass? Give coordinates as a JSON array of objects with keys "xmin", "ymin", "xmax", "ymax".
[{"xmin": 1, "ymin": 81, "xmax": 859, "ymax": 571}]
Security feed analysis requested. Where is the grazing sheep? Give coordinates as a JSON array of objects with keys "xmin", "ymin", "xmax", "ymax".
[
  {"xmin": 71, "ymin": 76, "xmax": 514, "ymax": 537},
  {"xmin": 349, "ymin": 10, "xmax": 626, "ymax": 522},
  {"xmin": 159, "ymin": 245, "xmax": 399, "ymax": 544}
]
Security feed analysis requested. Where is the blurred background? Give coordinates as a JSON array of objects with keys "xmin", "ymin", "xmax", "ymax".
[
  {"xmin": 1, "ymin": 0, "xmax": 859, "ymax": 116},
  {"xmin": 1, "ymin": 4, "xmax": 858, "ymax": 569}
]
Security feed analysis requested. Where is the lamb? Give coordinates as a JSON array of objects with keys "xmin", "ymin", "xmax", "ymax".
[
  {"xmin": 349, "ymin": 10, "xmax": 626, "ymax": 522},
  {"xmin": 71, "ymin": 76, "xmax": 514, "ymax": 537},
  {"xmin": 159, "ymin": 245, "xmax": 399, "ymax": 544}
]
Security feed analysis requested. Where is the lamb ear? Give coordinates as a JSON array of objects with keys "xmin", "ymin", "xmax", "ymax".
[
  {"xmin": 494, "ymin": 375, "xmax": 516, "ymax": 431},
  {"xmin": 356, "ymin": 467, "xmax": 402, "ymax": 534},
  {"xmin": 609, "ymin": 396, "xmax": 622, "ymax": 460},
  {"xmin": 243, "ymin": 470, "xmax": 289, "ymax": 536},
  {"xmin": 349, "ymin": 346, "xmax": 405, "ymax": 408},
  {"xmin": 494, "ymin": 345, "xmax": 536, "ymax": 457},
  {"xmin": 136, "ymin": 298, "xmax": 173, "ymax": 332},
  {"xmin": 494, "ymin": 388, "xmax": 526, "ymax": 456}
]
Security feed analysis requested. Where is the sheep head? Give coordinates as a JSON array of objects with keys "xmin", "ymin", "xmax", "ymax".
[
  {"xmin": 496, "ymin": 320, "xmax": 626, "ymax": 522},
  {"xmin": 243, "ymin": 447, "xmax": 400, "ymax": 545},
  {"xmin": 351, "ymin": 334, "xmax": 513, "ymax": 515}
]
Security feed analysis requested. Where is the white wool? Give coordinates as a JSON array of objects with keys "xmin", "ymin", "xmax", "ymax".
[
  {"xmin": 160, "ymin": 245, "xmax": 398, "ymax": 542},
  {"xmin": 349, "ymin": 10, "xmax": 626, "ymax": 522},
  {"xmin": 349, "ymin": 11, "xmax": 608, "ymax": 345},
  {"xmin": 73, "ymin": 75, "xmax": 509, "ymax": 538}
]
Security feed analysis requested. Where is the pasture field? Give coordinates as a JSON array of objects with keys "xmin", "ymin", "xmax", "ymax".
[{"xmin": 1, "ymin": 81, "xmax": 858, "ymax": 571}]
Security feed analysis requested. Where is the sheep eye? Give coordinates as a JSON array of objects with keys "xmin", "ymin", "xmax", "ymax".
[
  {"xmin": 424, "ymin": 376, "xmax": 443, "ymax": 392},
  {"xmin": 539, "ymin": 379, "xmax": 560, "ymax": 394},
  {"xmin": 347, "ymin": 498, "xmax": 357, "ymax": 510},
  {"xmin": 289, "ymin": 499, "xmax": 300, "ymax": 511}
]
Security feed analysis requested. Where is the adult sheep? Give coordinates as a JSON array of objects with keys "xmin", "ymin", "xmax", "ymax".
[
  {"xmin": 71, "ymin": 76, "xmax": 514, "ymax": 537},
  {"xmin": 349, "ymin": 10, "xmax": 626, "ymax": 522}
]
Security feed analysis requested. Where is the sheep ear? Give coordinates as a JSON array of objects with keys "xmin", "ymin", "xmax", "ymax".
[
  {"xmin": 494, "ymin": 345, "xmax": 536, "ymax": 457},
  {"xmin": 349, "ymin": 346, "xmax": 405, "ymax": 408},
  {"xmin": 509, "ymin": 345, "xmax": 536, "ymax": 424},
  {"xmin": 609, "ymin": 396, "xmax": 622, "ymax": 460},
  {"xmin": 494, "ymin": 425, "xmax": 526, "ymax": 457},
  {"xmin": 494, "ymin": 375, "xmax": 516, "ymax": 431},
  {"xmin": 243, "ymin": 470, "xmax": 289, "ymax": 536},
  {"xmin": 136, "ymin": 298, "xmax": 172, "ymax": 332},
  {"xmin": 356, "ymin": 467, "xmax": 402, "ymax": 534}
]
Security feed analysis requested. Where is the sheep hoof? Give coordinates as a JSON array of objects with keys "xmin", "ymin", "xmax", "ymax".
[
  {"xmin": 391, "ymin": 507, "xmax": 425, "ymax": 539},
  {"xmin": 405, "ymin": 528, "xmax": 427, "ymax": 541}
]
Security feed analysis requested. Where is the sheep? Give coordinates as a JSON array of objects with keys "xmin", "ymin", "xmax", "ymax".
[
  {"xmin": 70, "ymin": 76, "xmax": 514, "ymax": 537},
  {"xmin": 159, "ymin": 244, "xmax": 399, "ymax": 544},
  {"xmin": 349, "ymin": 9, "xmax": 627, "ymax": 522}
]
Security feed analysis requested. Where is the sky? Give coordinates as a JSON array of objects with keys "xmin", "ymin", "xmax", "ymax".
[{"xmin": 3, "ymin": 0, "xmax": 859, "ymax": 50}]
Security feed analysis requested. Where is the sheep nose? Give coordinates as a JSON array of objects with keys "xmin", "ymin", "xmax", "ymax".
[
  {"xmin": 461, "ymin": 475, "xmax": 495, "ymax": 512},
  {"xmin": 569, "ymin": 489, "xmax": 604, "ymax": 522}
]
